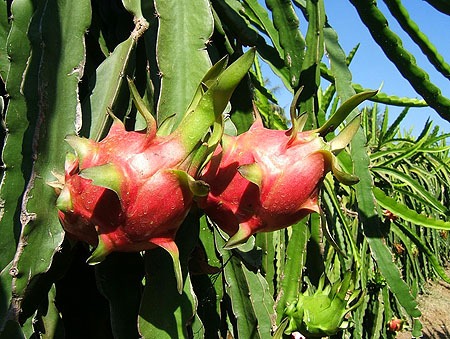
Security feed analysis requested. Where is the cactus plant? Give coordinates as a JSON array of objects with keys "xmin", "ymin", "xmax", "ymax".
[{"xmin": 0, "ymin": 1, "xmax": 449, "ymax": 338}]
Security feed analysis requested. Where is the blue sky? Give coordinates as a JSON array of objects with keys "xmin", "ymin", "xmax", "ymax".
[{"xmin": 263, "ymin": 1, "xmax": 450, "ymax": 136}]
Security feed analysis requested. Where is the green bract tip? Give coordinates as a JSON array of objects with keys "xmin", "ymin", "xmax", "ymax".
[
  {"xmin": 168, "ymin": 169, "xmax": 210, "ymax": 197},
  {"xmin": 56, "ymin": 187, "xmax": 73, "ymax": 213},
  {"xmin": 65, "ymin": 135, "xmax": 98, "ymax": 164},
  {"xmin": 237, "ymin": 162, "xmax": 263, "ymax": 188},
  {"xmin": 79, "ymin": 163, "xmax": 123, "ymax": 199},
  {"xmin": 223, "ymin": 224, "xmax": 252, "ymax": 250},
  {"xmin": 87, "ymin": 236, "xmax": 111, "ymax": 265},
  {"xmin": 151, "ymin": 239, "xmax": 183, "ymax": 294}
]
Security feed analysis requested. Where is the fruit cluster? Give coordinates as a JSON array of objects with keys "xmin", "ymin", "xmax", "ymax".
[{"xmin": 52, "ymin": 49, "xmax": 375, "ymax": 295}]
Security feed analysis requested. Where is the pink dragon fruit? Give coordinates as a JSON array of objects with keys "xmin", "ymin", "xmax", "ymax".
[
  {"xmin": 53, "ymin": 49, "xmax": 255, "ymax": 292},
  {"xmin": 198, "ymin": 91, "xmax": 376, "ymax": 248}
]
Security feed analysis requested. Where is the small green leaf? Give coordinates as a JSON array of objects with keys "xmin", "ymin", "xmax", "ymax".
[
  {"xmin": 150, "ymin": 239, "xmax": 183, "ymax": 294},
  {"xmin": 155, "ymin": 0, "xmax": 214, "ymax": 130}
]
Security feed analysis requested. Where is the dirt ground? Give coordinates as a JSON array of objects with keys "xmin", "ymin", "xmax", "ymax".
[{"xmin": 397, "ymin": 266, "xmax": 450, "ymax": 339}]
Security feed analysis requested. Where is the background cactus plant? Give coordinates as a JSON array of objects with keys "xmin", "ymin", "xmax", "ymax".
[{"xmin": 1, "ymin": 0, "xmax": 450, "ymax": 338}]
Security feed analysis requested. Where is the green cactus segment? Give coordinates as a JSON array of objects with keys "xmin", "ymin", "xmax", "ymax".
[
  {"xmin": 275, "ymin": 220, "xmax": 309, "ymax": 322},
  {"xmin": 121, "ymin": 0, "xmax": 145, "ymax": 20},
  {"xmin": 324, "ymin": 24, "xmax": 422, "ymax": 320},
  {"xmin": 349, "ymin": 0, "xmax": 450, "ymax": 122},
  {"xmin": 241, "ymin": 0, "xmax": 284, "ymax": 57},
  {"xmin": 212, "ymin": 0, "xmax": 291, "ymax": 91},
  {"xmin": 318, "ymin": 90, "xmax": 377, "ymax": 136},
  {"xmin": 391, "ymin": 222, "xmax": 450, "ymax": 284},
  {"xmin": 195, "ymin": 218, "xmax": 224, "ymax": 334},
  {"xmin": 127, "ymin": 77, "xmax": 156, "ymax": 135},
  {"xmin": 154, "ymin": 0, "xmax": 213, "ymax": 130},
  {"xmin": 35, "ymin": 284, "xmax": 65, "ymax": 338},
  {"xmin": 11, "ymin": 0, "xmax": 92, "ymax": 300},
  {"xmin": 352, "ymin": 83, "xmax": 428, "ymax": 107},
  {"xmin": 94, "ymin": 253, "xmax": 144, "ymax": 339},
  {"xmin": 319, "ymin": 213, "xmax": 348, "ymax": 260},
  {"xmin": 168, "ymin": 169, "xmax": 210, "ymax": 198},
  {"xmin": 176, "ymin": 48, "xmax": 255, "ymax": 153},
  {"xmin": 330, "ymin": 115, "xmax": 362, "ymax": 154},
  {"xmin": 373, "ymin": 187, "xmax": 450, "ymax": 231},
  {"xmin": 139, "ymin": 215, "xmax": 198, "ymax": 338},
  {"xmin": 65, "ymin": 135, "xmax": 98, "ymax": 165},
  {"xmin": 423, "ymin": 0, "xmax": 450, "ymax": 15},
  {"xmin": 79, "ymin": 163, "xmax": 123, "ymax": 199},
  {"xmin": 84, "ymin": 36, "xmax": 136, "ymax": 141},
  {"xmin": 0, "ymin": 262, "xmax": 15, "ymax": 330},
  {"xmin": 0, "ymin": 0, "xmax": 35, "ymax": 271},
  {"xmin": 298, "ymin": 0, "xmax": 325, "ymax": 129},
  {"xmin": 266, "ymin": 0, "xmax": 305, "ymax": 89},
  {"xmin": 320, "ymin": 65, "xmax": 427, "ymax": 107},
  {"xmin": 0, "ymin": 0, "xmax": 9, "ymax": 81},
  {"xmin": 237, "ymin": 162, "xmax": 263, "ymax": 188},
  {"xmin": 216, "ymin": 230, "xmax": 276, "ymax": 339},
  {"xmin": 372, "ymin": 166, "xmax": 448, "ymax": 215},
  {"xmin": 384, "ymin": 0, "xmax": 450, "ymax": 79},
  {"xmin": 223, "ymin": 224, "xmax": 253, "ymax": 250}
]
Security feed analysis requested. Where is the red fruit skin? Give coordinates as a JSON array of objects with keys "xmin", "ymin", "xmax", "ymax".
[
  {"xmin": 58, "ymin": 122, "xmax": 193, "ymax": 254},
  {"xmin": 387, "ymin": 318, "xmax": 403, "ymax": 332},
  {"xmin": 198, "ymin": 120, "xmax": 330, "ymax": 239}
]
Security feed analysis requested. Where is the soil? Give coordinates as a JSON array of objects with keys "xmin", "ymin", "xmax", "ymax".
[{"xmin": 397, "ymin": 266, "xmax": 450, "ymax": 339}]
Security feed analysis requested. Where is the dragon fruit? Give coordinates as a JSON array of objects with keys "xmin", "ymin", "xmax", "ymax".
[
  {"xmin": 281, "ymin": 271, "xmax": 364, "ymax": 337},
  {"xmin": 53, "ymin": 49, "xmax": 255, "ymax": 292},
  {"xmin": 198, "ymin": 91, "xmax": 376, "ymax": 248}
]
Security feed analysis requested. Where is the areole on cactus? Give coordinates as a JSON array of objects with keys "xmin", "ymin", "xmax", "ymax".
[
  {"xmin": 198, "ymin": 90, "xmax": 377, "ymax": 249},
  {"xmin": 52, "ymin": 49, "xmax": 256, "ymax": 293}
]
